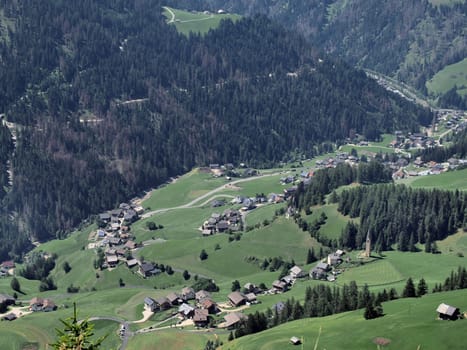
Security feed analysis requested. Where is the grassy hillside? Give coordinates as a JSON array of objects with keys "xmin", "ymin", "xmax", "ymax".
[
  {"xmin": 426, "ymin": 58, "xmax": 467, "ymax": 97},
  {"xmin": 224, "ymin": 289, "xmax": 467, "ymax": 350},
  {"xmin": 162, "ymin": 7, "xmax": 241, "ymax": 35},
  {"xmin": 400, "ymin": 168, "xmax": 467, "ymax": 191},
  {"xmin": 137, "ymin": 217, "xmax": 318, "ymax": 280},
  {"xmin": 1, "ymin": 163, "xmax": 466, "ymax": 349}
]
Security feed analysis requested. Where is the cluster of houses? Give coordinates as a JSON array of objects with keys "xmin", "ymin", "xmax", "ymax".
[
  {"xmin": 29, "ymin": 297, "xmax": 56, "ymax": 312},
  {"xmin": 315, "ymin": 152, "xmax": 361, "ymax": 170},
  {"xmin": 435, "ymin": 109, "xmax": 467, "ymax": 133},
  {"xmin": 98, "ymin": 202, "xmax": 144, "ymax": 234},
  {"xmin": 207, "ymin": 163, "xmax": 258, "ymax": 179},
  {"xmin": 0, "ymin": 260, "xmax": 15, "ymax": 277},
  {"xmin": 1, "ymin": 296, "xmax": 57, "ymax": 321},
  {"xmin": 95, "ymin": 202, "xmax": 145, "ymax": 270},
  {"xmin": 144, "ymin": 287, "xmax": 220, "ymax": 328},
  {"xmin": 143, "ymin": 286, "xmax": 255, "ymax": 329},
  {"xmin": 310, "ymin": 250, "xmax": 345, "ymax": 282},
  {"xmin": 201, "ymin": 209, "xmax": 243, "ymax": 236}
]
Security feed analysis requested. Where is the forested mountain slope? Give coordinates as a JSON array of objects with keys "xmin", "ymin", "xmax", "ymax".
[
  {"xmin": 0, "ymin": 0, "xmax": 431, "ymax": 260},
  {"xmin": 195, "ymin": 0, "xmax": 467, "ymax": 100}
]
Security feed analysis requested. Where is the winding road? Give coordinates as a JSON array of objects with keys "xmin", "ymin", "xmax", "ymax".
[{"xmin": 141, "ymin": 172, "xmax": 281, "ymax": 219}]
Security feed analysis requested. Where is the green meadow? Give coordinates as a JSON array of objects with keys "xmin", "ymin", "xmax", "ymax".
[
  {"xmin": 426, "ymin": 57, "xmax": 467, "ymax": 97},
  {"xmin": 142, "ymin": 169, "xmax": 228, "ymax": 210},
  {"xmin": 137, "ymin": 217, "xmax": 318, "ymax": 281},
  {"xmin": 1, "ymin": 161, "xmax": 467, "ymax": 349},
  {"xmin": 162, "ymin": 7, "xmax": 241, "ymax": 36},
  {"xmin": 406, "ymin": 168, "xmax": 467, "ymax": 191},
  {"xmin": 304, "ymin": 203, "xmax": 356, "ymax": 239},
  {"xmin": 226, "ymin": 289, "xmax": 467, "ymax": 350}
]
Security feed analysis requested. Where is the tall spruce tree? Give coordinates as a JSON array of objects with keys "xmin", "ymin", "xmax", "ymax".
[{"xmin": 402, "ymin": 277, "xmax": 417, "ymax": 298}]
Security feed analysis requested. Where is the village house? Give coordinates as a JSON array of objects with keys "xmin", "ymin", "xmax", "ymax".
[
  {"xmin": 201, "ymin": 298, "xmax": 218, "ymax": 314},
  {"xmin": 181, "ymin": 287, "xmax": 195, "ymax": 301},
  {"xmin": 126, "ymin": 258, "xmax": 138, "ymax": 268},
  {"xmin": 228, "ymin": 291, "xmax": 246, "ymax": 307},
  {"xmin": 139, "ymin": 262, "xmax": 160, "ymax": 277},
  {"xmin": 166, "ymin": 292, "xmax": 182, "ymax": 306},
  {"xmin": 144, "ymin": 297, "xmax": 156, "ymax": 312},
  {"xmin": 290, "ymin": 336, "xmax": 302, "ymax": 345},
  {"xmin": 193, "ymin": 309, "xmax": 209, "ymax": 327},
  {"xmin": 0, "ymin": 294, "xmax": 15, "ymax": 306},
  {"xmin": 327, "ymin": 253, "xmax": 342, "ymax": 266},
  {"xmin": 1, "ymin": 260, "xmax": 15, "ymax": 270},
  {"xmin": 108, "ymin": 236, "xmax": 122, "ymax": 246},
  {"xmin": 245, "ymin": 293, "xmax": 257, "ymax": 304},
  {"xmin": 436, "ymin": 303, "xmax": 460, "ymax": 320},
  {"xmin": 2, "ymin": 313, "xmax": 16, "ymax": 321},
  {"xmin": 178, "ymin": 303, "xmax": 195, "ymax": 318},
  {"xmin": 289, "ymin": 265, "xmax": 306, "ymax": 279},
  {"xmin": 106, "ymin": 254, "xmax": 119, "ymax": 268},
  {"xmin": 272, "ymin": 280, "xmax": 288, "ymax": 292},
  {"xmin": 29, "ymin": 297, "xmax": 56, "ymax": 312},
  {"xmin": 124, "ymin": 240, "xmax": 137, "ymax": 250},
  {"xmin": 195, "ymin": 290, "xmax": 211, "ymax": 303},
  {"xmin": 222, "ymin": 312, "xmax": 246, "ymax": 329},
  {"xmin": 310, "ymin": 262, "xmax": 330, "ymax": 280},
  {"xmin": 155, "ymin": 297, "xmax": 171, "ymax": 311}
]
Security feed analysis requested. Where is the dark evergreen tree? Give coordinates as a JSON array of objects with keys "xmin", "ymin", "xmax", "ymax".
[{"xmin": 402, "ymin": 277, "xmax": 417, "ymax": 298}]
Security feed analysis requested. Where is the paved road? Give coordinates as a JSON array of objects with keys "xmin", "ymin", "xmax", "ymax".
[{"xmin": 141, "ymin": 172, "xmax": 281, "ymax": 219}]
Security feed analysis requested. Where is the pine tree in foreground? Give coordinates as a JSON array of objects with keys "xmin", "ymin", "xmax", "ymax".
[{"xmin": 50, "ymin": 303, "xmax": 107, "ymax": 350}]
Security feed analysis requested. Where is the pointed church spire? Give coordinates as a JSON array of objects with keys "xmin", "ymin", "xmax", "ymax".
[{"xmin": 365, "ymin": 230, "xmax": 371, "ymax": 258}]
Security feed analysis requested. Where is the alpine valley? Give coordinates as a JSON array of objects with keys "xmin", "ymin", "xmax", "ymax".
[{"xmin": 0, "ymin": 1, "xmax": 465, "ymax": 349}]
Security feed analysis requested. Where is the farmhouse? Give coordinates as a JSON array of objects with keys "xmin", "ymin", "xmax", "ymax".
[
  {"xmin": 144, "ymin": 297, "xmax": 156, "ymax": 312},
  {"xmin": 310, "ymin": 266, "xmax": 327, "ymax": 280},
  {"xmin": 245, "ymin": 293, "xmax": 257, "ymax": 304},
  {"xmin": 166, "ymin": 292, "xmax": 182, "ymax": 306},
  {"xmin": 124, "ymin": 240, "xmax": 137, "ymax": 250},
  {"xmin": 222, "ymin": 312, "xmax": 246, "ymax": 329},
  {"xmin": 290, "ymin": 336, "xmax": 301, "ymax": 345},
  {"xmin": 228, "ymin": 291, "xmax": 246, "ymax": 307},
  {"xmin": 201, "ymin": 298, "xmax": 218, "ymax": 314},
  {"xmin": 272, "ymin": 280, "xmax": 288, "ymax": 292},
  {"xmin": 2, "ymin": 313, "xmax": 16, "ymax": 321},
  {"xmin": 178, "ymin": 303, "xmax": 195, "ymax": 318},
  {"xmin": 436, "ymin": 303, "xmax": 460, "ymax": 320},
  {"xmin": 126, "ymin": 258, "xmax": 138, "ymax": 268},
  {"xmin": 139, "ymin": 262, "xmax": 160, "ymax": 277},
  {"xmin": 181, "ymin": 287, "xmax": 195, "ymax": 301},
  {"xmin": 327, "ymin": 253, "xmax": 342, "ymax": 266},
  {"xmin": 155, "ymin": 297, "xmax": 171, "ymax": 311},
  {"xmin": 106, "ymin": 255, "xmax": 118, "ymax": 267},
  {"xmin": 29, "ymin": 297, "xmax": 56, "ymax": 312},
  {"xmin": 196, "ymin": 290, "xmax": 211, "ymax": 302},
  {"xmin": 0, "ymin": 294, "xmax": 15, "ymax": 306},
  {"xmin": 1, "ymin": 260, "xmax": 15, "ymax": 269},
  {"xmin": 193, "ymin": 309, "xmax": 209, "ymax": 327},
  {"xmin": 289, "ymin": 265, "xmax": 306, "ymax": 278}
]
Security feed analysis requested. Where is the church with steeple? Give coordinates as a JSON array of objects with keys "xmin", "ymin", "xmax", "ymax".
[{"xmin": 364, "ymin": 230, "xmax": 371, "ymax": 258}]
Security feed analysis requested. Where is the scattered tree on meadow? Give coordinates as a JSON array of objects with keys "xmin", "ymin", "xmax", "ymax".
[
  {"xmin": 199, "ymin": 249, "xmax": 208, "ymax": 261},
  {"xmin": 231, "ymin": 280, "xmax": 241, "ymax": 292},
  {"xmin": 10, "ymin": 277, "xmax": 20, "ymax": 292},
  {"xmin": 417, "ymin": 278, "xmax": 428, "ymax": 296},
  {"xmin": 62, "ymin": 261, "xmax": 72, "ymax": 274},
  {"xmin": 402, "ymin": 277, "xmax": 417, "ymax": 298}
]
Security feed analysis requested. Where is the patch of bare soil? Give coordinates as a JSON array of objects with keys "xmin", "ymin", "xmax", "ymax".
[{"xmin": 373, "ymin": 337, "xmax": 391, "ymax": 346}]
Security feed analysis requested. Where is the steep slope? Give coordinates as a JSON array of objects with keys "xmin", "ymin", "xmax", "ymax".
[
  {"xmin": 195, "ymin": 0, "xmax": 467, "ymax": 101},
  {"xmin": 0, "ymin": 0, "xmax": 431, "ymax": 259}
]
